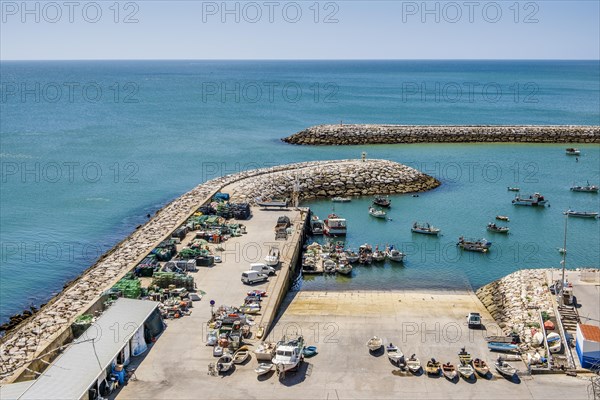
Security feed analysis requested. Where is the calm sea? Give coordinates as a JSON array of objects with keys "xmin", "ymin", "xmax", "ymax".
[{"xmin": 1, "ymin": 60, "xmax": 599, "ymax": 322}]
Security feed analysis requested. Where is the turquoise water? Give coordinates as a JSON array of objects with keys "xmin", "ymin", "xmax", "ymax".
[{"xmin": 1, "ymin": 60, "xmax": 599, "ymax": 322}]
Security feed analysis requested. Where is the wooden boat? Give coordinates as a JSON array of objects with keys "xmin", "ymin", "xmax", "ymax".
[
  {"xmin": 496, "ymin": 215, "xmax": 510, "ymax": 221},
  {"xmin": 425, "ymin": 358, "xmax": 441, "ymax": 375},
  {"xmin": 564, "ymin": 210, "xmax": 598, "ymax": 218},
  {"xmin": 406, "ymin": 354, "xmax": 421, "ymax": 373},
  {"xmin": 386, "ymin": 343, "xmax": 404, "ymax": 364},
  {"xmin": 507, "ymin": 187, "xmax": 520, "ymax": 192},
  {"xmin": 303, "ymin": 345, "xmax": 318, "ymax": 358},
  {"xmin": 336, "ymin": 263, "xmax": 353, "ymax": 275},
  {"xmin": 565, "ymin": 147, "xmax": 581, "ymax": 155},
  {"xmin": 331, "ymin": 196, "xmax": 351, "ymax": 202},
  {"xmin": 442, "ymin": 362, "xmax": 457, "ymax": 380},
  {"xmin": 255, "ymin": 362, "xmax": 274, "ymax": 376},
  {"xmin": 373, "ymin": 195, "xmax": 391, "ymax": 208},
  {"xmin": 457, "ymin": 363, "xmax": 475, "ymax": 379},
  {"xmin": 472, "ymin": 358, "xmax": 490, "ymax": 376},
  {"xmin": 487, "ymin": 223, "xmax": 509, "ymax": 234},
  {"xmin": 233, "ymin": 346, "xmax": 250, "ymax": 364},
  {"xmin": 411, "ymin": 222, "xmax": 441, "ymax": 235},
  {"xmin": 570, "ymin": 182, "xmax": 599, "ymax": 193},
  {"xmin": 457, "ymin": 237, "xmax": 492, "ymax": 253},
  {"xmin": 366, "ymin": 336, "xmax": 383, "ymax": 352},
  {"xmin": 494, "ymin": 358, "xmax": 519, "ymax": 378},
  {"xmin": 216, "ymin": 353, "xmax": 234, "ymax": 373},
  {"xmin": 512, "ymin": 193, "xmax": 548, "ymax": 206},
  {"xmin": 255, "ymin": 197, "xmax": 289, "ymax": 208},
  {"xmin": 369, "ymin": 206, "xmax": 387, "ymax": 219},
  {"xmin": 488, "ymin": 342, "xmax": 520, "ymax": 353},
  {"xmin": 254, "ymin": 342, "xmax": 275, "ymax": 361},
  {"xmin": 458, "ymin": 347, "xmax": 472, "ymax": 365},
  {"xmin": 273, "ymin": 336, "xmax": 304, "ymax": 373}
]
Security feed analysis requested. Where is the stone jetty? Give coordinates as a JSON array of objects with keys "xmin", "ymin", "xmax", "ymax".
[
  {"xmin": 0, "ymin": 159, "xmax": 438, "ymax": 383},
  {"xmin": 282, "ymin": 124, "xmax": 600, "ymax": 145}
]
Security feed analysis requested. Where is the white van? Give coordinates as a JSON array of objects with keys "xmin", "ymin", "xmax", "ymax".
[
  {"xmin": 241, "ymin": 270, "xmax": 268, "ymax": 285},
  {"xmin": 250, "ymin": 263, "xmax": 275, "ymax": 275}
]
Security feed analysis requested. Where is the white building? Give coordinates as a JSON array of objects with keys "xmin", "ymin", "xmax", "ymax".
[{"xmin": 576, "ymin": 323, "xmax": 600, "ymax": 370}]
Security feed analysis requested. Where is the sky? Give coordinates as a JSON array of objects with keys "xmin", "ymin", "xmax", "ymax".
[{"xmin": 0, "ymin": 1, "xmax": 599, "ymax": 60}]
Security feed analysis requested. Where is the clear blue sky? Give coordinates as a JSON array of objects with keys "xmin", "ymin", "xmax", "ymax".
[{"xmin": 1, "ymin": 1, "xmax": 598, "ymax": 60}]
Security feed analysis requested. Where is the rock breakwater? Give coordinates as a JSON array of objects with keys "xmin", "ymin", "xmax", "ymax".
[{"xmin": 282, "ymin": 124, "xmax": 600, "ymax": 145}]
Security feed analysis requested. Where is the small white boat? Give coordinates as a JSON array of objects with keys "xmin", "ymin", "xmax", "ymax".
[
  {"xmin": 324, "ymin": 213, "xmax": 347, "ymax": 236},
  {"xmin": 558, "ymin": 247, "xmax": 567, "ymax": 254},
  {"xmin": 254, "ymin": 342, "xmax": 276, "ymax": 361},
  {"xmin": 323, "ymin": 259, "xmax": 337, "ymax": 273},
  {"xmin": 366, "ymin": 336, "xmax": 383, "ymax": 352},
  {"xmin": 570, "ymin": 182, "xmax": 599, "ymax": 193},
  {"xmin": 386, "ymin": 343, "xmax": 404, "ymax": 364},
  {"xmin": 472, "ymin": 358, "xmax": 490, "ymax": 376},
  {"xmin": 442, "ymin": 363, "xmax": 457, "ymax": 380},
  {"xmin": 344, "ymin": 249, "xmax": 359, "ymax": 263},
  {"xmin": 272, "ymin": 336, "xmax": 304, "ymax": 373},
  {"xmin": 216, "ymin": 353, "xmax": 234, "ymax": 373},
  {"xmin": 512, "ymin": 193, "xmax": 548, "ymax": 207},
  {"xmin": 332, "ymin": 196, "xmax": 351, "ymax": 202},
  {"xmin": 371, "ymin": 249, "xmax": 386, "ymax": 262},
  {"xmin": 233, "ymin": 346, "xmax": 250, "ymax": 364},
  {"xmin": 496, "ymin": 215, "xmax": 510, "ymax": 222},
  {"xmin": 386, "ymin": 247, "xmax": 405, "ymax": 262},
  {"xmin": 565, "ymin": 147, "xmax": 581, "ymax": 156},
  {"xmin": 411, "ymin": 222, "xmax": 441, "ymax": 235},
  {"xmin": 368, "ymin": 206, "xmax": 387, "ymax": 219},
  {"xmin": 264, "ymin": 247, "xmax": 280, "ymax": 267},
  {"xmin": 457, "ymin": 237, "xmax": 492, "ymax": 253},
  {"xmin": 507, "ymin": 187, "xmax": 520, "ymax": 192},
  {"xmin": 213, "ymin": 345, "xmax": 223, "ymax": 357},
  {"xmin": 255, "ymin": 362, "xmax": 274, "ymax": 376},
  {"xmin": 457, "ymin": 363, "xmax": 475, "ymax": 379},
  {"xmin": 487, "ymin": 222, "xmax": 510, "ymax": 234},
  {"xmin": 406, "ymin": 354, "xmax": 421, "ymax": 373},
  {"xmin": 564, "ymin": 210, "xmax": 598, "ymax": 218},
  {"xmin": 495, "ymin": 358, "xmax": 519, "ymax": 378},
  {"xmin": 309, "ymin": 215, "xmax": 324, "ymax": 235}
]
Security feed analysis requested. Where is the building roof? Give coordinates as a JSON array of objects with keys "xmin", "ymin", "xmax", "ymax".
[
  {"xmin": 579, "ymin": 324, "xmax": 600, "ymax": 343},
  {"xmin": 13, "ymin": 298, "xmax": 159, "ymax": 400}
]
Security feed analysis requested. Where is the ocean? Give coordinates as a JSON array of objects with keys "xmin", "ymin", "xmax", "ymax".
[{"xmin": 1, "ymin": 60, "xmax": 599, "ymax": 322}]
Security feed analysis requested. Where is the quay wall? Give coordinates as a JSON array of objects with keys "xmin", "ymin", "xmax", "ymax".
[
  {"xmin": 1, "ymin": 159, "xmax": 438, "ymax": 384},
  {"xmin": 282, "ymin": 124, "xmax": 600, "ymax": 145}
]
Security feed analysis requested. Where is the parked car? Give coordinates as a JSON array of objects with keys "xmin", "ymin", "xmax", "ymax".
[
  {"xmin": 250, "ymin": 263, "xmax": 275, "ymax": 275},
  {"xmin": 241, "ymin": 270, "xmax": 268, "ymax": 285},
  {"xmin": 467, "ymin": 312, "xmax": 482, "ymax": 329}
]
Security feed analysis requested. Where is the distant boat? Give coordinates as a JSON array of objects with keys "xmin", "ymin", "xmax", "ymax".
[
  {"xmin": 570, "ymin": 182, "xmax": 599, "ymax": 193},
  {"xmin": 507, "ymin": 187, "xmax": 520, "ymax": 192},
  {"xmin": 366, "ymin": 336, "xmax": 383, "ymax": 352},
  {"xmin": 487, "ymin": 342, "xmax": 520, "ymax": 353},
  {"xmin": 303, "ymin": 345, "xmax": 318, "ymax": 358},
  {"xmin": 564, "ymin": 210, "xmax": 598, "ymax": 218},
  {"xmin": 565, "ymin": 147, "xmax": 581, "ymax": 155},
  {"xmin": 512, "ymin": 193, "xmax": 548, "ymax": 207},
  {"xmin": 368, "ymin": 206, "xmax": 387, "ymax": 219},
  {"xmin": 411, "ymin": 222, "xmax": 441, "ymax": 235},
  {"xmin": 457, "ymin": 237, "xmax": 492, "ymax": 253},
  {"xmin": 336, "ymin": 263, "xmax": 352, "ymax": 276},
  {"xmin": 496, "ymin": 215, "xmax": 510, "ymax": 222},
  {"xmin": 255, "ymin": 197, "xmax": 289, "ymax": 208},
  {"xmin": 373, "ymin": 195, "xmax": 391, "ymax": 208},
  {"xmin": 487, "ymin": 223, "xmax": 510, "ymax": 234},
  {"xmin": 324, "ymin": 213, "xmax": 347, "ymax": 236},
  {"xmin": 331, "ymin": 196, "xmax": 351, "ymax": 202},
  {"xmin": 385, "ymin": 246, "xmax": 405, "ymax": 262}
]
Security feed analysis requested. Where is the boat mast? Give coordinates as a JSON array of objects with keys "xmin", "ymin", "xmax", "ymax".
[{"xmin": 559, "ymin": 211, "xmax": 568, "ymax": 306}]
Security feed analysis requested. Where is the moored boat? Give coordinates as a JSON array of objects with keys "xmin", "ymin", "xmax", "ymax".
[
  {"xmin": 324, "ymin": 213, "xmax": 347, "ymax": 236},
  {"xmin": 332, "ymin": 196, "xmax": 351, "ymax": 202},
  {"xmin": 323, "ymin": 259, "xmax": 337, "ymax": 274},
  {"xmin": 487, "ymin": 222, "xmax": 510, "ymax": 234},
  {"xmin": 411, "ymin": 222, "xmax": 441, "ymax": 235},
  {"xmin": 496, "ymin": 215, "xmax": 510, "ymax": 221},
  {"xmin": 564, "ymin": 210, "xmax": 598, "ymax": 218},
  {"xmin": 385, "ymin": 246, "xmax": 405, "ymax": 262},
  {"xmin": 368, "ymin": 206, "xmax": 387, "ymax": 219},
  {"xmin": 512, "ymin": 193, "xmax": 548, "ymax": 206},
  {"xmin": 336, "ymin": 263, "xmax": 353, "ymax": 275},
  {"xmin": 457, "ymin": 237, "xmax": 492, "ymax": 253},
  {"xmin": 565, "ymin": 147, "xmax": 581, "ymax": 155},
  {"xmin": 371, "ymin": 247, "xmax": 386, "ymax": 261},
  {"xmin": 366, "ymin": 336, "xmax": 383, "ymax": 352},
  {"xmin": 309, "ymin": 215, "xmax": 324, "ymax": 235},
  {"xmin": 344, "ymin": 249, "xmax": 359, "ymax": 263},
  {"xmin": 373, "ymin": 195, "xmax": 391, "ymax": 208},
  {"xmin": 406, "ymin": 354, "xmax": 421, "ymax": 373},
  {"xmin": 272, "ymin": 336, "xmax": 304, "ymax": 373},
  {"xmin": 507, "ymin": 187, "xmax": 520, "ymax": 192},
  {"xmin": 442, "ymin": 362, "xmax": 457, "ymax": 380},
  {"xmin": 570, "ymin": 182, "xmax": 599, "ymax": 193}
]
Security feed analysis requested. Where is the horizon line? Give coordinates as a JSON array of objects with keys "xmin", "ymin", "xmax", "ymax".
[{"xmin": 1, "ymin": 58, "xmax": 599, "ymax": 62}]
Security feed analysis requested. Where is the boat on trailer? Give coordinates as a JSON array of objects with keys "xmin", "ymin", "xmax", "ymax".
[{"xmin": 272, "ymin": 336, "xmax": 304, "ymax": 373}]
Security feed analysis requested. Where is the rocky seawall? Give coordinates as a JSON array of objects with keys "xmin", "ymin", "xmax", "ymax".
[
  {"xmin": 282, "ymin": 124, "xmax": 600, "ymax": 145},
  {"xmin": 0, "ymin": 159, "xmax": 438, "ymax": 383}
]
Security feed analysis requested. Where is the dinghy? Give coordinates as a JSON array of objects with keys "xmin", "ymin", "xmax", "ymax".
[
  {"xmin": 386, "ymin": 343, "xmax": 404, "ymax": 364},
  {"xmin": 303, "ymin": 345, "xmax": 318, "ymax": 358},
  {"xmin": 442, "ymin": 362, "xmax": 457, "ymax": 380},
  {"xmin": 373, "ymin": 195, "xmax": 391, "ymax": 207},
  {"xmin": 507, "ymin": 187, "xmax": 520, "ymax": 192},
  {"xmin": 366, "ymin": 336, "xmax": 383, "ymax": 352},
  {"xmin": 496, "ymin": 215, "xmax": 510, "ymax": 221},
  {"xmin": 233, "ymin": 346, "xmax": 250, "ymax": 364},
  {"xmin": 406, "ymin": 354, "xmax": 421, "ymax": 373},
  {"xmin": 216, "ymin": 353, "xmax": 234, "ymax": 373},
  {"xmin": 255, "ymin": 362, "xmax": 274, "ymax": 376},
  {"xmin": 488, "ymin": 342, "xmax": 520, "ymax": 353},
  {"xmin": 411, "ymin": 222, "xmax": 441, "ymax": 235},
  {"xmin": 425, "ymin": 358, "xmax": 441, "ymax": 375},
  {"xmin": 472, "ymin": 358, "xmax": 490, "ymax": 376},
  {"xmin": 368, "ymin": 206, "xmax": 387, "ymax": 219},
  {"xmin": 495, "ymin": 358, "xmax": 519, "ymax": 378},
  {"xmin": 457, "ymin": 363, "xmax": 475, "ymax": 379},
  {"xmin": 487, "ymin": 223, "xmax": 510, "ymax": 234}
]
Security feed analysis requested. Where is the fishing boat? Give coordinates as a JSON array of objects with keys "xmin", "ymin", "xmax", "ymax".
[
  {"xmin": 496, "ymin": 215, "xmax": 510, "ymax": 221},
  {"xmin": 570, "ymin": 182, "xmax": 599, "ymax": 193},
  {"xmin": 494, "ymin": 358, "xmax": 519, "ymax": 378},
  {"xmin": 512, "ymin": 193, "xmax": 548, "ymax": 206},
  {"xmin": 373, "ymin": 195, "xmax": 391, "ymax": 208},
  {"xmin": 368, "ymin": 206, "xmax": 387, "ymax": 219},
  {"xmin": 371, "ymin": 247, "xmax": 386, "ymax": 261},
  {"xmin": 216, "ymin": 352, "xmax": 234, "ymax": 373},
  {"xmin": 564, "ymin": 210, "xmax": 598, "ymax": 218},
  {"xmin": 411, "ymin": 222, "xmax": 441, "ymax": 235},
  {"xmin": 472, "ymin": 358, "xmax": 490, "ymax": 376},
  {"xmin": 233, "ymin": 346, "xmax": 251, "ymax": 364},
  {"xmin": 565, "ymin": 147, "xmax": 581, "ymax": 155},
  {"xmin": 344, "ymin": 249, "xmax": 359, "ymax": 263},
  {"xmin": 366, "ymin": 336, "xmax": 383, "ymax": 352},
  {"xmin": 309, "ymin": 215, "xmax": 324, "ymax": 235},
  {"xmin": 507, "ymin": 187, "xmax": 520, "ymax": 192},
  {"xmin": 442, "ymin": 362, "xmax": 457, "ymax": 380},
  {"xmin": 323, "ymin": 259, "xmax": 337, "ymax": 274},
  {"xmin": 425, "ymin": 358, "xmax": 441, "ymax": 375},
  {"xmin": 264, "ymin": 247, "xmax": 280, "ymax": 267},
  {"xmin": 331, "ymin": 196, "xmax": 351, "ymax": 202},
  {"xmin": 458, "ymin": 347, "xmax": 472, "ymax": 365},
  {"xmin": 557, "ymin": 247, "xmax": 567, "ymax": 254},
  {"xmin": 336, "ymin": 263, "xmax": 353, "ymax": 275},
  {"xmin": 324, "ymin": 213, "xmax": 347, "ymax": 236},
  {"xmin": 457, "ymin": 237, "xmax": 492, "ymax": 253},
  {"xmin": 385, "ymin": 246, "xmax": 405, "ymax": 262},
  {"xmin": 457, "ymin": 363, "xmax": 475, "ymax": 379},
  {"xmin": 487, "ymin": 223, "xmax": 510, "ymax": 234},
  {"xmin": 487, "ymin": 342, "xmax": 520, "ymax": 353},
  {"xmin": 386, "ymin": 343, "xmax": 404, "ymax": 364},
  {"xmin": 303, "ymin": 346, "xmax": 318, "ymax": 358},
  {"xmin": 254, "ymin": 342, "xmax": 276, "ymax": 361},
  {"xmin": 255, "ymin": 197, "xmax": 289, "ymax": 208},
  {"xmin": 272, "ymin": 336, "xmax": 304, "ymax": 373},
  {"xmin": 255, "ymin": 362, "xmax": 274, "ymax": 376},
  {"xmin": 406, "ymin": 354, "xmax": 421, "ymax": 373}
]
